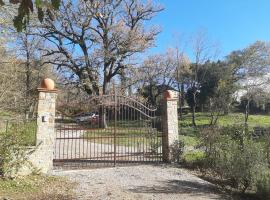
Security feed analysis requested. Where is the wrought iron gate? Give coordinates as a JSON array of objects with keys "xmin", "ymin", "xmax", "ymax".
[{"xmin": 53, "ymin": 94, "xmax": 162, "ymax": 168}]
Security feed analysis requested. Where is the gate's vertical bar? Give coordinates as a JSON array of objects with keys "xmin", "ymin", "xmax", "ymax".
[
  {"xmin": 127, "ymin": 103, "xmax": 130, "ymax": 162},
  {"xmin": 114, "ymin": 85, "xmax": 117, "ymax": 167}
]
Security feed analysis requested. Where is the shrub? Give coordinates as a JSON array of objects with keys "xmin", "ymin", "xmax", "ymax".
[
  {"xmin": 170, "ymin": 140, "xmax": 185, "ymax": 163},
  {"xmin": 199, "ymin": 125, "xmax": 268, "ymax": 193},
  {"xmin": 0, "ymin": 121, "xmax": 36, "ymax": 178},
  {"xmin": 256, "ymin": 172, "xmax": 270, "ymax": 200},
  {"xmin": 221, "ymin": 139, "xmax": 266, "ymax": 192}
]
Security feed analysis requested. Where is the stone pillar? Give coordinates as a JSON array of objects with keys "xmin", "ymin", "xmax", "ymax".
[
  {"xmin": 32, "ymin": 79, "xmax": 57, "ymax": 173},
  {"xmin": 162, "ymin": 90, "xmax": 179, "ymax": 162}
]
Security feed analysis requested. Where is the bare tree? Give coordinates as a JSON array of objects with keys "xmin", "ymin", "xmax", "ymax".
[
  {"xmin": 37, "ymin": 0, "xmax": 163, "ymax": 127},
  {"xmin": 0, "ymin": 46, "xmax": 21, "ymax": 112},
  {"xmin": 134, "ymin": 49, "xmax": 177, "ymax": 105},
  {"xmin": 188, "ymin": 30, "xmax": 220, "ymax": 126},
  {"xmin": 38, "ymin": 0, "xmax": 162, "ymax": 94},
  {"xmin": 16, "ymin": 28, "xmax": 50, "ymax": 119},
  {"xmin": 174, "ymin": 50, "xmax": 191, "ymax": 119},
  {"xmin": 0, "ymin": 7, "xmax": 54, "ymax": 118}
]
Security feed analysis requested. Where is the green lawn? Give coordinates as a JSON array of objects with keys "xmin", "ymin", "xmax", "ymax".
[
  {"xmin": 178, "ymin": 112, "xmax": 270, "ymax": 162},
  {"xmin": 82, "ymin": 127, "xmax": 162, "ymax": 148},
  {"xmin": 179, "ymin": 113, "xmax": 270, "ymax": 147},
  {"xmin": 179, "ymin": 112, "xmax": 270, "ymax": 128}
]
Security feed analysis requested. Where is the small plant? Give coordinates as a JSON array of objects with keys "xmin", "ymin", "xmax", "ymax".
[{"xmin": 170, "ymin": 140, "xmax": 185, "ymax": 163}]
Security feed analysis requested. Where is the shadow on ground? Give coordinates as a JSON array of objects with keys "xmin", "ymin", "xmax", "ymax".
[{"xmin": 129, "ymin": 179, "xmax": 230, "ymax": 199}]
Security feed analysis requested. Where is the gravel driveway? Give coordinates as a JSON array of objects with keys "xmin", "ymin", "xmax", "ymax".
[{"xmin": 53, "ymin": 165, "xmax": 230, "ymax": 200}]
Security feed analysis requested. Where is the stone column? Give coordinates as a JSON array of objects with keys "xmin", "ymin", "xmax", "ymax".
[
  {"xmin": 162, "ymin": 90, "xmax": 179, "ymax": 162},
  {"xmin": 32, "ymin": 79, "xmax": 57, "ymax": 173}
]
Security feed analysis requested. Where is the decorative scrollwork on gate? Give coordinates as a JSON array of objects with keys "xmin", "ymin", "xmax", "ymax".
[{"xmin": 89, "ymin": 94, "xmax": 157, "ymax": 119}]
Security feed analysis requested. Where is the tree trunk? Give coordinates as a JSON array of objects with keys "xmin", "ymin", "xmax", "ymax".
[
  {"xmin": 245, "ymin": 100, "xmax": 250, "ymax": 125},
  {"xmin": 209, "ymin": 99, "xmax": 214, "ymax": 126},
  {"xmin": 100, "ymin": 80, "xmax": 108, "ymax": 129},
  {"xmin": 99, "ymin": 106, "xmax": 108, "ymax": 129},
  {"xmin": 25, "ymin": 34, "xmax": 31, "ymax": 120},
  {"xmin": 223, "ymin": 103, "xmax": 229, "ymax": 115},
  {"xmin": 192, "ymin": 92, "xmax": 197, "ymax": 127},
  {"xmin": 179, "ymin": 95, "xmax": 182, "ymax": 120},
  {"xmin": 243, "ymin": 99, "xmax": 250, "ymax": 136},
  {"xmin": 179, "ymin": 83, "xmax": 185, "ymax": 120}
]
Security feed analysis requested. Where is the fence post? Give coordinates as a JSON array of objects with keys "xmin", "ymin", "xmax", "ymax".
[
  {"xmin": 162, "ymin": 90, "xmax": 179, "ymax": 162},
  {"xmin": 33, "ymin": 78, "xmax": 57, "ymax": 173}
]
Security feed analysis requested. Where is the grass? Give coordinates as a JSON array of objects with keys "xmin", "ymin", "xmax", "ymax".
[
  {"xmin": 179, "ymin": 112, "xmax": 270, "ymax": 128},
  {"xmin": 179, "ymin": 135, "xmax": 200, "ymax": 147},
  {"xmin": 178, "ymin": 112, "xmax": 270, "ymax": 150},
  {"xmin": 0, "ymin": 175, "xmax": 75, "ymax": 200},
  {"xmin": 0, "ymin": 111, "xmax": 13, "ymax": 117},
  {"xmin": 82, "ymin": 127, "xmax": 162, "ymax": 147},
  {"xmin": 0, "ymin": 120, "xmax": 37, "ymax": 146},
  {"xmin": 108, "ymin": 120, "xmax": 153, "ymax": 128},
  {"xmin": 182, "ymin": 151, "xmax": 205, "ymax": 163},
  {"xmin": 178, "ymin": 112, "xmax": 270, "ymax": 163}
]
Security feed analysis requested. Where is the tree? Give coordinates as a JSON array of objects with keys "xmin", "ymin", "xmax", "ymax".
[
  {"xmin": 39, "ymin": 0, "xmax": 162, "ymax": 95},
  {"xmin": 0, "ymin": 0, "xmax": 60, "ymax": 31},
  {"xmin": 136, "ymin": 49, "xmax": 177, "ymax": 106},
  {"xmin": 0, "ymin": 44, "xmax": 54, "ymax": 118},
  {"xmin": 187, "ymin": 30, "xmax": 219, "ymax": 126},
  {"xmin": 174, "ymin": 50, "xmax": 191, "ymax": 119},
  {"xmin": 196, "ymin": 61, "xmax": 234, "ymax": 125},
  {"xmin": 0, "ymin": 7, "xmax": 55, "ymax": 118},
  {"xmin": 227, "ymin": 41, "xmax": 270, "ymax": 125},
  {"xmin": 16, "ymin": 28, "xmax": 51, "ymax": 119},
  {"xmin": 38, "ymin": 0, "xmax": 162, "ymax": 127}
]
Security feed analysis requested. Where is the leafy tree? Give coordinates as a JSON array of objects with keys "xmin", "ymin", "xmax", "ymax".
[
  {"xmin": 227, "ymin": 41, "xmax": 270, "ymax": 125},
  {"xmin": 0, "ymin": 0, "xmax": 60, "ymax": 31}
]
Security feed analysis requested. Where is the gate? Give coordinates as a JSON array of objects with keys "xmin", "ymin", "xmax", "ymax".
[{"xmin": 53, "ymin": 94, "xmax": 162, "ymax": 168}]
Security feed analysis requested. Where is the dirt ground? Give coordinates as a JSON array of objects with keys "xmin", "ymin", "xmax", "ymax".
[{"xmin": 53, "ymin": 164, "xmax": 231, "ymax": 200}]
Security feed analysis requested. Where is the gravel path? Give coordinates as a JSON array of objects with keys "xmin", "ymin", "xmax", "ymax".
[{"xmin": 53, "ymin": 165, "xmax": 230, "ymax": 200}]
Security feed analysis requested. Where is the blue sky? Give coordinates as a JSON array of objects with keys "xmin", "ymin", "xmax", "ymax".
[{"xmin": 149, "ymin": 0, "xmax": 270, "ymax": 59}]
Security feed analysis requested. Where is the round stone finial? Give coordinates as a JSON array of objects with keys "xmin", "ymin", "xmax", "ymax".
[
  {"xmin": 40, "ymin": 78, "xmax": 55, "ymax": 90},
  {"xmin": 164, "ymin": 90, "xmax": 173, "ymax": 100},
  {"xmin": 164, "ymin": 90, "xmax": 178, "ymax": 100}
]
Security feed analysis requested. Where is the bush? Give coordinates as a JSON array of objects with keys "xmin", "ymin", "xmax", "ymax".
[
  {"xmin": 256, "ymin": 172, "xmax": 270, "ymax": 200},
  {"xmin": 220, "ymin": 139, "xmax": 266, "ymax": 192},
  {"xmin": 0, "ymin": 121, "xmax": 36, "ymax": 178},
  {"xmin": 170, "ymin": 140, "xmax": 185, "ymax": 163},
  {"xmin": 199, "ymin": 125, "xmax": 268, "ymax": 193}
]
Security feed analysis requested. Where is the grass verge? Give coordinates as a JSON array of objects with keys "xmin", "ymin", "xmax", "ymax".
[{"xmin": 0, "ymin": 175, "xmax": 75, "ymax": 200}]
